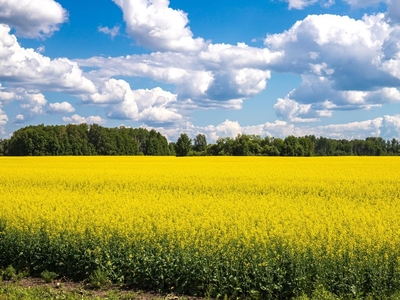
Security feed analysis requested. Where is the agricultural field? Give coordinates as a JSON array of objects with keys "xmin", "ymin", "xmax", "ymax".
[{"xmin": 1, "ymin": 157, "xmax": 400, "ymax": 299}]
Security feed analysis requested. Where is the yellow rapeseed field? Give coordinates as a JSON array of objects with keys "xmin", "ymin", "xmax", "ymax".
[{"xmin": 1, "ymin": 156, "xmax": 400, "ymax": 298}]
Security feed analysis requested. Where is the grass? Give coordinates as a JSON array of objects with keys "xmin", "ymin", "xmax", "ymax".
[
  {"xmin": 0, "ymin": 277, "xmax": 195, "ymax": 300},
  {"xmin": 3, "ymin": 278, "xmax": 400, "ymax": 299}
]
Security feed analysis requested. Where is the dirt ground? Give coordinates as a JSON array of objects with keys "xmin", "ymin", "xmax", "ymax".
[{"xmin": 7, "ymin": 277, "xmax": 205, "ymax": 300}]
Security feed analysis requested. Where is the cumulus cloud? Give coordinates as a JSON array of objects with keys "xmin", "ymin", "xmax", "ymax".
[
  {"xmin": 76, "ymin": 6, "xmax": 400, "ymax": 122},
  {"xmin": 4, "ymin": 88, "xmax": 47, "ymax": 118},
  {"xmin": 264, "ymin": 13, "xmax": 400, "ymax": 118},
  {"xmin": 312, "ymin": 118, "xmax": 383, "ymax": 139},
  {"xmin": 76, "ymin": 43, "xmax": 279, "ymax": 106},
  {"xmin": 278, "ymin": 75, "xmax": 400, "ymax": 113},
  {"xmin": 63, "ymin": 114, "xmax": 104, "ymax": 125},
  {"xmin": 265, "ymin": 13, "xmax": 395, "ymax": 86},
  {"xmin": 0, "ymin": 84, "xmax": 15, "ymax": 102},
  {"xmin": 5, "ymin": 91, "xmax": 48, "ymax": 123},
  {"xmin": 98, "ymin": 25, "xmax": 120, "ymax": 38},
  {"xmin": 0, "ymin": 0, "xmax": 67, "ymax": 38},
  {"xmin": 13, "ymin": 114, "xmax": 24, "ymax": 124},
  {"xmin": 274, "ymin": 97, "xmax": 330, "ymax": 123},
  {"xmin": 47, "ymin": 102, "xmax": 75, "ymax": 114},
  {"xmin": 91, "ymin": 80, "xmax": 184, "ymax": 124},
  {"xmin": 20, "ymin": 93, "xmax": 47, "ymax": 115},
  {"xmin": 0, "ymin": 25, "xmax": 96, "ymax": 94},
  {"xmin": 112, "ymin": 0, "xmax": 206, "ymax": 52}
]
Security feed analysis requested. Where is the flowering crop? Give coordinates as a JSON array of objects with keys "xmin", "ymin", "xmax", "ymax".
[{"xmin": 1, "ymin": 157, "xmax": 400, "ymax": 298}]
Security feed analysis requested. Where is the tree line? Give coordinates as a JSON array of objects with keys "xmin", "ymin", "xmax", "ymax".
[
  {"xmin": 0, "ymin": 124, "xmax": 174, "ymax": 156},
  {"xmin": 0, "ymin": 124, "xmax": 399, "ymax": 156},
  {"xmin": 176, "ymin": 133, "xmax": 400, "ymax": 156}
]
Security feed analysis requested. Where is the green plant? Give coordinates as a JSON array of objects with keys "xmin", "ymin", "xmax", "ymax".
[
  {"xmin": 311, "ymin": 285, "xmax": 338, "ymax": 300},
  {"xmin": 40, "ymin": 270, "xmax": 58, "ymax": 283},
  {"xmin": 2, "ymin": 265, "xmax": 16, "ymax": 281},
  {"xmin": 88, "ymin": 268, "xmax": 110, "ymax": 289}
]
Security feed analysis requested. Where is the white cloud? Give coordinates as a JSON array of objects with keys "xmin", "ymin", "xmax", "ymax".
[
  {"xmin": 0, "ymin": 108, "xmax": 7, "ymax": 134},
  {"xmin": 153, "ymin": 114, "xmax": 400, "ymax": 143},
  {"xmin": 98, "ymin": 25, "xmax": 120, "ymax": 38},
  {"xmin": 36, "ymin": 45, "xmax": 45, "ymax": 53},
  {"xmin": 0, "ymin": 108, "xmax": 7, "ymax": 126},
  {"xmin": 274, "ymin": 97, "xmax": 329, "ymax": 123},
  {"xmin": 205, "ymin": 68, "xmax": 270, "ymax": 101},
  {"xmin": 0, "ymin": 86, "xmax": 51, "ymax": 123},
  {"xmin": 13, "ymin": 114, "xmax": 24, "ymax": 124},
  {"xmin": 0, "ymin": 25, "xmax": 96, "ymax": 94},
  {"xmin": 76, "ymin": 43, "xmax": 279, "ymax": 106},
  {"xmin": 311, "ymin": 118, "xmax": 384, "ymax": 139},
  {"xmin": 199, "ymin": 43, "xmax": 282, "ymax": 69},
  {"xmin": 381, "ymin": 114, "xmax": 400, "ymax": 138},
  {"xmin": 0, "ymin": 0, "xmax": 67, "ymax": 39},
  {"xmin": 62, "ymin": 114, "xmax": 104, "ymax": 125},
  {"xmin": 20, "ymin": 93, "xmax": 47, "ymax": 115},
  {"xmin": 47, "ymin": 102, "xmax": 75, "ymax": 114},
  {"xmin": 211, "ymin": 119, "xmax": 243, "ymax": 138},
  {"xmin": 112, "ymin": 0, "xmax": 206, "ymax": 52},
  {"xmin": 283, "ymin": 0, "xmax": 334, "ymax": 9},
  {"xmin": 281, "ymin": 74, "xmax": 400, "ymax": 110},
  {"xmin": 83, "ymin": 78, "xmax": 184, "ymax": 124},
  {"xmin": 265, "ymin": 14, "xmax": 393, "ymax": 80},
  {"xmin": 97, "ymin": 82, "xmax": 184, "ymax": 124},
  {"xmin": 150, "ymin": 119, "xmax": 300, "ymax": 143},
  {"xmin": 76, "ymin": 10, "xmax": 400, "ymax": 120},
  {"xmin": 263, "ymin": 14, "xmax": 400, "ymax": 118},
  {"xmin": 88, "ymin": 79, "xmax": 132, "ymax": 104},
  {"xmin": 285, "ymin": 0, "xmax": 319, "ymax": 9},
  {"xmin": 0, "ymin": 84, "xmax": 15, "ymax": 102},
  {"xmin": 343, "ymin": 0, "xmax": 384, "ymax": 7}
]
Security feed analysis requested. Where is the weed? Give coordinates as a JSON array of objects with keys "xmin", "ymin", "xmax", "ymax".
[
  {"xmin": 2, "ymin": 266, "xmax": 16, "ymax": 281},
  {"xmin": 89, "ymin": 268, "xmax": 110, "ymax": 289},
  {"xmin": 40, "ymin": 270, "xmax": 58, "ymax": 283}
]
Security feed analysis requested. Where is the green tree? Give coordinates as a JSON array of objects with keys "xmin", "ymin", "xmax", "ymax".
[
  {"xmin": 168, "ymin": 142, "xmax": 176, "ymax": 156},
  {"xmin": 233, "ymin": 134, "xmax": 251, "ymax": 156},
  {"xmin": 0, "ymin": 138, "xmax": 6, "ymax": 155},
  {"xmin": 298, "ymin": 136, "xmax": 314, "ymax": 156},
  {"xmin": 272, "ymin": 138, "xmax": 285, "ymax": 156},
  {"xmin": 284, "ymin": 135, "xmax": 303, "ymax": 156},
  {"xmin": 193, "ymin": 133, "xmax": 207, "ymax": 152},
  {"xmin": 175, "ymin": 133, "xmax": 192, "ymax": 156}
]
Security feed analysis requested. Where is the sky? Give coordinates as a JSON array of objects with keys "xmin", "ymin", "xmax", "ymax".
[{"xmin": 1, "ymin": 0, "xmax": 400, "ymax": 142}]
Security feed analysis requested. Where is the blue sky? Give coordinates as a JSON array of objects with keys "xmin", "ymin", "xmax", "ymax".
[{"xmin": 1, "ymin": 0, "xmax": 400, "ymax": 141}]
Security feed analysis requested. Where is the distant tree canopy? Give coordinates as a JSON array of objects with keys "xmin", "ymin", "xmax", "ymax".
[
  {"xmin": 1, "ymin": 124, "xmax": 172, "ymax": 156},
  {"xmin": 201, "ymin": 135, "xmax": 399, "ymax": 157},
  {"xmin": 0, "ymin": 124, "xmax": 399, "ymax": 157}
]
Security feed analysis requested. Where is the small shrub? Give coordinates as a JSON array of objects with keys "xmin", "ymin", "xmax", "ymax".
[
  {"xmin": 89, "ymin": 268, "xmax": 110, "ymax": 289},
  {"xmin": 41, "ymin": 270, "xmax": 58, "ymax": 283},
  {"xmin": 2, "ymin": 265, "xmax": 16, "ymax": 281}
]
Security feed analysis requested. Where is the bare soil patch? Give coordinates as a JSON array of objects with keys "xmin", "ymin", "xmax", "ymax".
[{"xmin": 3, "ymin": 277, "xmax": 205, "ymax": 299}]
